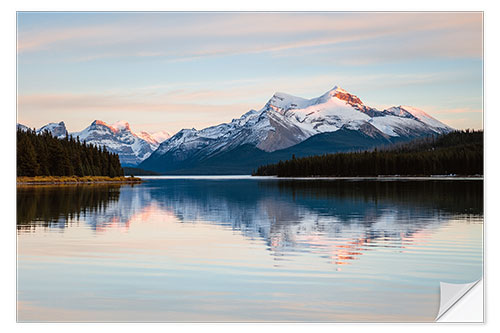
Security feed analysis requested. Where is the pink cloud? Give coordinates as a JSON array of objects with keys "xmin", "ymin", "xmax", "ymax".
[{"xmin": 18, "ymin": 12, "xmax": 482, "ymax": 62}]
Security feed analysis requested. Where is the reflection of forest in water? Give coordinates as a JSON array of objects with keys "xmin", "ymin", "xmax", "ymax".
[
  {"xmin": 17, "ymin": 179, "xmax": 483, "ymax": 266},
  {"xmin": 17, "ymin": 185, "xmax": 122, "ymax": 231},
  {"xmin": 17, "ymin": 179, "xmax": 483, "ymax": 234},
  {"xmin": 264, "ymin": 179, "xmax": 483, "ymax": 216}
]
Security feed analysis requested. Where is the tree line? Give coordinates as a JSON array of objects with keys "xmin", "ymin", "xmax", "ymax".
[
  {"xmin": 253, "ymin": 130, "xmax": 483, "ymax": 177},
  {"xmin": 17, "ymin": 128, "xmax": 124, "ymax": 177}
]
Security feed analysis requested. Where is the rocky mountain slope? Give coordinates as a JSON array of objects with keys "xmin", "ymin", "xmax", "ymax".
[
  {"xmin": 17, "ymin": 120, "xmax": 171, "ymax": 166},
  {"xmin": 71, "ymin": 120, "xmax": 170, "ymax": 166},
  {"xmin": 139, "ymin": 86, "xmax": 452, "ymax": 174}
]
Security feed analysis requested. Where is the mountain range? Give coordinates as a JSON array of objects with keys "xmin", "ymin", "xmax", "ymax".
[
  {"xmin": 139, "ymin": 86, "xmax": 452, "ymax": 174},
  {"xmin": 18, "ymin": 85, "xmax": 453, "ymax": 173},
  {"xmin": 17, "ymin": 120, "xmax": 171, "ymax": 166}
]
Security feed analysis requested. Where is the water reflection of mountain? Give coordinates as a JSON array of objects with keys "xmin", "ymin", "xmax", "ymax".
[
  {"xmin": 146, "ymin": 179, "xmax": 483, "ymax": 260},
  {"xmin": 17, "ymin": 179, "xmax": 483, "ymax": 264}
]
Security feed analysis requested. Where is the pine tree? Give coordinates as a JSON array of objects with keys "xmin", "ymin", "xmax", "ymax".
[
  {"xmin": 17, "ymin": 132, "xmax": 39, "ymax": 176},
  {"xmin": 253, "ymin": 130, "xmax": 483, "ymax": 177},
  {"xmin": 17, "ymin": 128, "xmax": 126, "ymax": 177}
]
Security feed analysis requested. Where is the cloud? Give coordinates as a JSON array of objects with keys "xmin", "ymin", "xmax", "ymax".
[
  {"xmin": 18, "ymin": 69, "xmax": 483, "ymax": 134},
  {"xmin": 18, "ymin": 92, "xmax": 255, "ymax": 114},
  {"xmin": 17, "ymin": 91, "xmax": 256, "ymax": 133},
  {"xmin": 17, "ymin": 12, "xmax": 482, "ymax": 64},
  {"xmin": 16, "ymin": 13, "xmax": 483, "ymax": 136}
]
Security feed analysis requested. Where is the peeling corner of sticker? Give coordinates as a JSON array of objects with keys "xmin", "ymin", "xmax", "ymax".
[{"xmin": 435, "ymin": 279, "xmax": 480, "ymax": 321}]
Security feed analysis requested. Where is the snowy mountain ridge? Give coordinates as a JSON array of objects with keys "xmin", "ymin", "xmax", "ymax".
[
  {"xmin": 37, "ymin": 121, "xmax": 68, "ymax": 139},
  {"xmin": 148, "ymin": 86, "xmax": 453, "ymax": 168},
  {"xmin": 18, "ymin": 85, "xmax": 453, "ymax": 172},
  {"xmin": 71, "ymin": 120, "xmax": 171, "ymax": 166},
  {"xmin": 17, "ymin": 119, "xmax": 171, "ymax": 166}
]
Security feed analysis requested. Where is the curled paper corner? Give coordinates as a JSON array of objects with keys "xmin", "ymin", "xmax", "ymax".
[{"xmin": 436, "ymin": 279, "xmax": 481, "ymax": 321}]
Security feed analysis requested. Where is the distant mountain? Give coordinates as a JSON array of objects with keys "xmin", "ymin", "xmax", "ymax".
[
  {"xmin": 18, "ymin": 120, "xmax": 171, "ymax": 167},
  {"xmin": 71, "ymin": 120, "xmax": 170, "ymax": 166},
  {"xmin": 36, "ymin": 121, "xmax": 68, "ymax": 139},
  {"xmin": 18, "ymin": 121, "xmax": 68, "ymax": 139},
  {"xmin": 17, "ymin": 123, "xmax": 30, "ymax": 132},
  {"xmin": 150, "ymin": 131, "xmax": 171, "ymax": 144},
  {"xmin": 139, "ymin": 86, "xmax": 453, "ymax": 174}
]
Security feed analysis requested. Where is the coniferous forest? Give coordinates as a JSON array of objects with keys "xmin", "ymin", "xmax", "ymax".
[
  {"xmin": 253, "ymin": 130, "xmax": 483, "ymax": 177},
  {"xmin": 17, "ymin": 128, "xmax": 124, "ymax": 177}
]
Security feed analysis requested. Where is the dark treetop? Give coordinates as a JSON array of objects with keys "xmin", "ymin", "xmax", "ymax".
[
  {"xmin": 253, "ymin": 130, "xmax": 483, "ymax": 177},
  {"xmin": 17, "ymin": 128, "xmax": 124, "ymax": 177}
]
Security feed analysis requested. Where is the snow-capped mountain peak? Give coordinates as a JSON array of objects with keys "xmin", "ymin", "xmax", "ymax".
[
  {"xmin": 388, "ymin": 105, "xmax": 451, "ymax": 130},
  {"xmin": 315, "ymin": 86, "xmax": 364, "ymax": 106},
  {"xmin": 21, "ymin": 119, "xmax": 171, "ymax": 167},
  {"xmin": 150, "ymin": 130, "xmax": 171, "ymax": 144},
  {"xmin": 91, "ymin": 119, "xmax": 109, "ymax": 127},
  {"xmin": 265, "ymin": 92, "xmax": 311, "ymax": 114},
  {"xmin": 136, "ymin": 130, "xmax": 171, "ymax": 146},
  {"xmin": 265, "ymin": 86, "xmax": 365, "ymax": 117},
  {"xmin": 36, "ymin": 121, "xmax": 68, "ymax": 139},
  {"xmin": 70, "ymin": 120, "xmax": 170, "ymax": 166},
  {"xmin": 136, "ymin": 131, "xmax": 157, "ymax": 145},
  {"xmin": 331, "ymin": 85, "xmax": 346, "ymax": 93},
  {"xmin": 143, "ymin": 85, "xmax": 454, "ymax": 173},
  {"xmin": 111, "ymin": 120, "xmax": 131, "ymax": 132},
  {"xmin": 17, "ymin": 123, "xmax": 30, "ymax": 132}
]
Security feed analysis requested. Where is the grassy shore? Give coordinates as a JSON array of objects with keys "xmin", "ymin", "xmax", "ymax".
[{"xmin": 17, "ymin": 175, "xmax": 143, "ymax": 185}]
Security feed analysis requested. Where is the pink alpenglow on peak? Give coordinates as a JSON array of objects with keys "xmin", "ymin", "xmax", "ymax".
[
  {"xmin": 137, "ymin": 130, "xmax": 171, "ymax": 145},
  {"xmin": 150, "ymin": 130, "xmax": 171, "ymax": 144},
  {"xmin": 152, "ymin": 85, "xmax": 454, "ymax": 158},
  {"xmin": 331, "ymin": 86, "xmax": 348, "ymax": 94},
  {"xmin": 327, "ymin": 86, "xmax": 364, "ymax": 106},
  {"xmin": 71, "ymin": 120, "xmax": 171, "ymax": 166},
  {"xmin": 92, "ymin": 120, "xmax": 109, "ymax": 127},
  {"xmin": 136, "ymin": 131, "xmax": 157, "ymax": 145},
  {"xmin": 111, "ymin": 120, "xmax": 131, "ymax": 132}
]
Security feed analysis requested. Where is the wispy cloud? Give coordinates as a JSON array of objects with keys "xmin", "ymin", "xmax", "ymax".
[
  {"xmin": 18, "ymin": 68, "xmax": 478, "ymax": 133},
  {"xmin": 18, "ymin": 12, "xmax": 482, "ymax": 63},
  {"xmin": 16, "ymin": 12, "xmax": 483, "ymax": 133},
  {"xmin": 17, "ymin": 91, "xmax": 256, "ymax": 133}
]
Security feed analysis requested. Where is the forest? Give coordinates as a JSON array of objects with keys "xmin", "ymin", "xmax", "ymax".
[
  {"xmin": 253, "ymin": 130, "xmax": 483, "ymax": 177},
  {"xmin": 17, "ymin": 128, "xmax": 124, "ymax": 177}
]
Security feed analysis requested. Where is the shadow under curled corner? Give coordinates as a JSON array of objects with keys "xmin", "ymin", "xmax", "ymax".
[{"xmin": 436, "ymin": 279, "xmax": 483, "ymax": 322}]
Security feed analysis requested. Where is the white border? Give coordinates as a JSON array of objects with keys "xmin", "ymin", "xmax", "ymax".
[{"xmin": 3, "ymin": 1, "xmax": 497, "ymax": 332}]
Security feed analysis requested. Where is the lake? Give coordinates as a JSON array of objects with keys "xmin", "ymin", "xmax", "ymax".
[{"xmin": 17, "ymin": 176, "xmax": 483, "ymax": 322}]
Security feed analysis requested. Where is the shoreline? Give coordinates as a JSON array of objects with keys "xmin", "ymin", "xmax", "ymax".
[
  {"xmin": 16, "ymin": 176, "xmax": 143, "ymax": 185},
  {"xmin": 138, "ymin": 175, "xmax": 483, "ymax": 181}
]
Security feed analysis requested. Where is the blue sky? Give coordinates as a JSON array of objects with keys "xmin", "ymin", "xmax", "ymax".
[{"xmin": 17, "ymin": 12, "xmax": 483, "ymax": 134}]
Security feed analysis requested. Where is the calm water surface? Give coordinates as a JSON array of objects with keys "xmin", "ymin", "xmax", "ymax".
[{"xmin": 17, "ymin": 176, "xmax": 483, "ymax": 322}]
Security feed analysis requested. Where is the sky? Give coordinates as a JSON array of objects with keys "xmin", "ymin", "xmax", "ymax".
[{"xmin": 16, "ymin": 12, "xmax": 483, "ymax": 134}]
